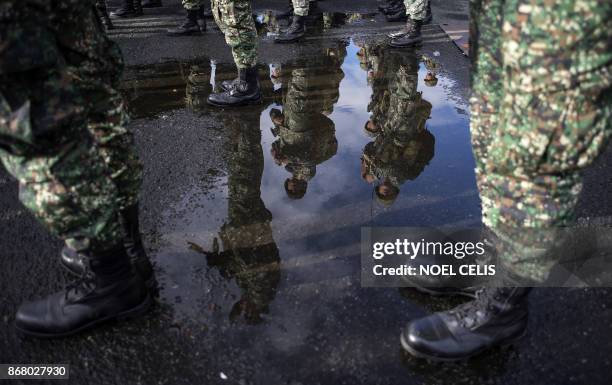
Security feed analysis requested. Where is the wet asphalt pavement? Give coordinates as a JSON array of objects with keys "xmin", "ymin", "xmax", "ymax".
[{"xmin": 1, "ymin": 1, "xmax": 612, "ymax": 384}]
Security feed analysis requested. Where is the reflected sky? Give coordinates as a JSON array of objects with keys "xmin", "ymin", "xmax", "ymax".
[{"xmin": 121, "ymin": 38, "xmax": 486, "ymax": 380}]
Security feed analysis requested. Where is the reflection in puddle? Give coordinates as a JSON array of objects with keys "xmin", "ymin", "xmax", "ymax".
[{"xmin": 123, "ymin": 38, "xmax": 483, "ymax": 379}]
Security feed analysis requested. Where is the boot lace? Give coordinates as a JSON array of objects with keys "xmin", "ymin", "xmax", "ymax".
[
  {"xmin": 64, "ymin": 262, "xmax": 96, "ymax": 300},
  {"xmin": 449, "ymin": 288, "xmax": 496, "ymax": 329}
]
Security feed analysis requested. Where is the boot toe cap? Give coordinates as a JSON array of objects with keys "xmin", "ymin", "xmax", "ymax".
[
  {"xmin": 15, "ymin": 294, "xmax": 65, "ymax": 335},
  {"xmin": 401, "ymin": 314, "xmax": 469, "ymax": 360}
]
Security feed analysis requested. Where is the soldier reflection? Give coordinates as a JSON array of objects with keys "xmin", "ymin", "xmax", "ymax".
[
  {"xmin": 190, "ymin": 109, "xmax": 280, "ymax": 325},
  {"xmin": 269, "ymin": 43, "xmax": 347, "ymax": 199},
  {"xmin": 359, "ymin": 46, "xmax": 436, "ymax": 206}
]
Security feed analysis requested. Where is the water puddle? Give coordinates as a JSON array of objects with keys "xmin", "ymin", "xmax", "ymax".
[{"xmin": 122, "ymin": 38, "xmax": 483, "ymax": 377}]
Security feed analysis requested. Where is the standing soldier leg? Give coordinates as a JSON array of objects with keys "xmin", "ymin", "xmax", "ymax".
[
  {"xmin": 0, "ymin": 4, "xmax": 151, "ymax": 338},
  {"xmin": 95, "ymin": 0, "xmax": 114, "ymax": 30},
  {"xmin": 207, "ymin": 0, "xmax": 261, "ymax": 107},
  {"xmin": 110, "ymin": 0, "xmax": 144, "ymax": 18},
  {"xmin": 54, "ymin": 7, "xmax": 155, "ymax": 291},
  {"xmin": 388, "ymin": 0, "xmax": 428, "ymax": 47},
  {"xmin": 401, "ymin": 0, "xmax": 612, "ymax": 361},
  {"xmin": 167, "ymin": 0, "xmax": 208, "ymax": 36},
  {"xmin": 275, "ymin": 0, "xmax": 308, "ymax": 43},
  {"xmin": 142, "ymin": 0, "xmax": 163, "ymax": 8}
]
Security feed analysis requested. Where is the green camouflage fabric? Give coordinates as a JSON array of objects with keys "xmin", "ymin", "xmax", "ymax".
[
  {"xmin": 404, "ymin": 0, "xmax": 428, "ymax": 20},
  {"xmin": 470, "ymin": 0, "xmax": 612, "ymax": 282},
  {"xmin": 211, "ymin": 0, "xmax": 258, "ymax": 69},
  {"xmin": 0, "ymin": 1, "xmax": 141, "ymax": 251},
  {"xmin": 292, "ymin": 0, "xmax": 309, "ymax": 17},
  {"xmin": 182, "ymin": 0, "xmax": 204, "ymax": 10},
  {"xmin": 361, "ymin": 48, "xmax": 434, "ymax": 205},
  {"xmin": 359, "ymin": 43, "xmax": 391, "ymax": 133},
  {"xmin": 208, "ymin": 110, "xmax": 280, "ymax": 324}
]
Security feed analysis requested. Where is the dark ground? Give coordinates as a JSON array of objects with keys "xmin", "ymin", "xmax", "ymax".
[{"xmin": 1, "ymin": 1, "xmax": 611, "ymax": 385}]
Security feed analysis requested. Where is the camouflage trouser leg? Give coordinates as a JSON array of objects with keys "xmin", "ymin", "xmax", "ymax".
[
  {"xmin": 183, "ymin": 0, "xmax": 203, "ymax": 10},
  {"xmin": 470, "ymin": 0, "xmax": 612, "ymax": 281},
  {"xmin": 403, "ymin": 0, "xmax": 428, "ymax": 20},
  {"xmin": 211, "ymin": 0, "xmax": 258, "ymax": 69},
  {"xmin": 292, "ymin": 0, "xmax": 309, "ymax": 17},
  {"xmin": 66, "ymin": 11, "xmax": 142, "ymax": 212},
  {"xmin": 0, "ymin": 4, "xmax": 132, "ymax": 252},
  {"xmin": 0, "ymin": 70, "xmax": 123, "ymax": 252}
]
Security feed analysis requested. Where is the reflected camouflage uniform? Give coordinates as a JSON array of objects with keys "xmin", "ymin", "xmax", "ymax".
[
  {"xmin": 292, "ymin": 0, "xmax": 310, "ymax": 17},
  {"xmin": 211, "ymin": 0, "xmax": 258, "ymax": 69},
  {"xmin": 404, "ymin": 0, "xmax": 428, "ymax": 20},
  {"xmin": 421, "ymin": 54, "xmax": 440, "ymax": 76},
  {"xmin": 0, "ymin": 1, "xmax": 142, "ymax": 251},
  {"xmin": 362, "ymin": 49, "xmax": 434, "ymax": 191},
  {"xmin": 470, "ymin": 0, "xmax": 612, "ymax": 281},
  {"xmin": 361, "ymin": 43, "xmax": 391, "ymax": 131},
  {"xmin": 208, "ymin": 111, "xmax": 280, "ymax": 324},
  {"xmin": 273, "ymin": 48, "xmax": 345, "ymax": 181}
]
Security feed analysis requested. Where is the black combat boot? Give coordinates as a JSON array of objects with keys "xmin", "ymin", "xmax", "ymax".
[
  {"xmin": 382, "ymin": 1, "xmax": 404, "ymax": 15},
  {"xmin": 207, "ymin": 66, "xmax": 261, "ymax": 107},
  {"xmin": 274, "ymin": 15, "xmax": 306, "ymax": 43},
  {"xmin": 61, "ymin": 204, "xmax": 156, "ymax": 294},
  {"xmin": 142, "ymin": 0, "xmax": 162, "ymax": 8},
  {"xmin": 423, "ymin": 1, "xmax": 433, "ymax": 24},
  {"xmin": 197, "ymin": 7, "xmax": 207, "ymax": 32},
  {"xmin": 16, "ymin": 245, "xmax": 151, "ymax": 338},
  {"xmin": 133, "ymin": 0, "xmax": 143, "ymax": 16},
  {"xmin": 275, "ymin": 0, "xmax": 294, "ymax": 18},
  {"xmin": 110, "ymin": 0, "xmax": 143, "ymax": 18},
  {"xmin": 167, "ymin": 9, "xmax": 203, "ymax": 36},
  {"xmin": 389, "ymin": 19, "xmax": 423, "ymax": 47},
  {"xmin": 378, "ymin": 0, "xmax": 397, "ymax": 12},
  {"xmin": 388, "ymin": 19, "xmax": 413, "ymax": 38},
  {"xmin": 201, "ymin": 4, "xmax": 213, "ymax": 18},
  {"xmin": 96, "ymin": 1, "xmax": 115, "ymax": 30},
  {"xmin": 401, "ymin": 287, "xmax": 531, "ymax": 361}
]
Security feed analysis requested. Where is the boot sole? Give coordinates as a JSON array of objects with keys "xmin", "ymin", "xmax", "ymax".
[
  {"xmin": 15, "ymin": 294, "xmax": 152, "ymax": 339},
  {"xmin": 400, "ymin": 326, "xmax": 527, "ymax": 362},
  {"xmin": 206, "ymin": 93, "xmax": 262, "ymax": 107}
]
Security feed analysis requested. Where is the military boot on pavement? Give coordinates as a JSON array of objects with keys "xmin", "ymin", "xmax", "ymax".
[
  {"xmin": 388, "ymin": 19, "xmax": 413, "ymax": 38},
  {"xmin": 382, "ymin": 1, "xmax": 404, "ymax": 15},
  {"xmin": 110, "ymin": 0, "xmax": 143, "ymax": 18},
  {"xmin": 197, "ymin": 7, "xmax": 208, "ymax": 31},
  {"xmin": 274, "ymin": 15, "xmax": 306, "ymax": 43},
  {"xmin": 61, "ymin": 204, "xmax": 157, "ymax": 294},
  {"xmin": 167, "ymin": 9, "xmax": 203, "ymax": 36},
  {"xmin": 389, "ymin": 19, "xmax": 423, "ymax": 47},
  {"xmin": 96, "ymin": 2, "xmax": 115, "ymax": 30},
  {"xmin": 401, "ymin": 287, "xmax": 531, "ymax": 361},
  {"xmin": 275, "ymin": 0, "xmax": 294, "ymax": 18},
  {"xmin": 16, "ymin": 244, "xmax": 152, "ymax": 338},
  {"xmin": 207, "ymin": 66, "xmax": 262, "ymax": 107},
  {"xmin": 423, "ymin": 1, "xmax": 433, "ymax": 24}
]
